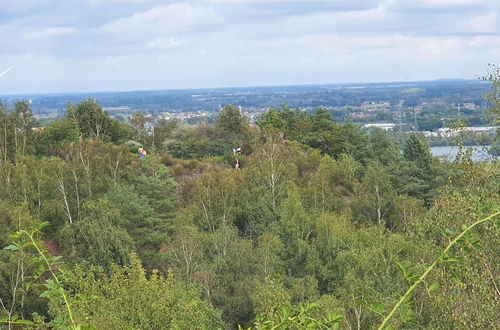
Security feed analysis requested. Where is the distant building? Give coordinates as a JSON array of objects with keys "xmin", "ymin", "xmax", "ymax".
[
  {"xmin": 436, "ymin": 126, "xmax": 497, "ymax": 137},
  {"xmin": 422, "ymin": 131, "xmax": 440, "ymax": 137},
  {"xmin": 103, "ymin": 106, "xmax": 130, "ymax": 112},
  {"xmin": 462, "ymin": 103, "xmax": 476, "ymax": 110},
  {"xmin": 363, "ymin": 123, "xmax": 395, "ymax": 131}
]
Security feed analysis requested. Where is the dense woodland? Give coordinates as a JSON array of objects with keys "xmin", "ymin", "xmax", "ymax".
[{"xmin": 0, "ymin": 69, "xmax": 499, "ymax": 329}]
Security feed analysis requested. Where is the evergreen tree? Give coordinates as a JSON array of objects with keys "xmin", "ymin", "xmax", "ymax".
[{"xmin": 403, "ymin": 133, "xmax": 433, "ymax": 170}]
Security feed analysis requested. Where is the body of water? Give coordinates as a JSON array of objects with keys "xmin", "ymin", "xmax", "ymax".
[{"xmin": 430, "ymin": 145, "xmax": 496, "ymax": 162}]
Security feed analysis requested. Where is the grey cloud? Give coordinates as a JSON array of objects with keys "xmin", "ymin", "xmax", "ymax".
[{"xmin": 0, "ymin": 0, "xmax": 499, "ymax": 94}]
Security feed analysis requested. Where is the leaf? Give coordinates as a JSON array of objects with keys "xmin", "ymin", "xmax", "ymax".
[
  {"xmin": 396, "ymin": 262, "xmax": 419, "ymax": 283},
  {"xmin": 444, "ymin": 228, "xmax": 454, "ymax": 236},
  {"xmin": 40, "ymin": 290, "xmax": 52, "ymax": 298},
  {"xmin": 0, "ymin": 318, "xmax": 34, "ymax": 325},
  {"xmin": 325, "ymin": 312, "xmax": 344, "ymax": 324},
  {"xmin": 398, "ymin": 301, "xmax": 414, "ymax": 323},
  {"xmin": 396, "ymin": 262, "xmax": 406, "ymax": 275},
  {"xmin": 440, "ymin": 251, "xmax": 460, "ymax": 263},
  {"xmin": 451, "ymin": 270, "xmax": 465, "ymax": 285},
  {"xmin": 428, "ymin": 281, "xmax": 440, "ymax": 294},
  {"xmin": 462, "ymin": 246, "xmax": 472, "ymax": 255},
  {"xmin": 356, "ymin": 298, "xmax": 386, "ymax": 315},
  {"xmin": 3, "ymin": 244, "xmax": 19, "ymax": 251},
  {"xmin": 442, "ymin": 256, "xmax": 460, "ymax": 263},
  {"xmin": 36, "ymin": 222, "xmax": 50, "ymax": 231},
  {"xmin": 53, "ymin": 315, "xmax": 65, "ymax": 325}
]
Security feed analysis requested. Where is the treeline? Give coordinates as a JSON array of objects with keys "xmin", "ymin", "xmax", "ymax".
[
  {"xmin": 0, "ymin": 95, "xmax": 499, "ymax": 329},
  {"xmin": 4, "ymin": 79, "xmax": 489, "ymax": 116}
]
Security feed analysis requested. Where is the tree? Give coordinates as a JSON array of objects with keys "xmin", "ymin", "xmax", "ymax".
[
  {"xmin": 389, "ymin": 195, "xmax": 425, "ymax": 232},
  {"xmin": 152, "ymin": 119, "xmax": 178, "ymax": 149},
  {"xmin": 167, "ymin": 224, "xmax": 204, "ymax": 280},
  {"xmin": 276, "ymin": 184, "xmax": 313, "ymax": 277},
  {"xmin": 0, "ymin": 204, "xmax": 46, "ymax": 327},
  {"xmin": 255, "ymin": 233, "xmax": 284, "ymax": 278},
  {"xmin": 36, "ymin": 117, "xmax": 79, "ymax": 155},
  {"xmin": 237, "ymin": 132, "xmax": 295, "ymax": 235},
  {"xmin": 403, "ymin": 133, "xmax": 433, "ymax": 171},
  {"xmin": 483, "ymin": 63, "xmax": 499, "ymax": 125},
  {"xmin": 302, "ymin": 154, "xmax": 358, "ymax": 216},
  {"xmin": 191, "ymin": 167, "xmax": 238, "ymax": 233},
  {"xmin": 67, "ymin": 98, "xmax": 113, "ymax": 140},
  {"xmin": 130, "ymin": 111, "xmax": 148, "ymax": 145},
  {"xmin": 256, "ymin": 109, "xmax": 286, "ymax": 132},
  {"xmin": 368, "ymin": 128, "xmax": 402, "ymax": 167},
  {"xmin": 132, "ymin": 154, "xmax": 177, "ymax": 216},
  {"xmin": 165, "ymin": 123, "xmax": 232, "ymax": 159},
  {"xmin": 250, "ymin": 277, "xmax": 290, "ymax": 325},
  {"xmin": 58, "ymin": 199, "xmax": 134, "ymax": 268},
  {"xmin": 484, "ymin": 64, "xmax": 500, "ymax": 154},
  {"xmin": 0, "ymin": 101, "xmax": 36, "ymax": 164},
  {"xmin": 337, "ymin": 122, "xmax": 373, "ymax": 165},
  {"xmin": 398, "ymin": 133, "xmax": 437, "ymax": 203},
  {"xmin": 217, "ymin": 105, "xmax": 249, "ymax": 136},
  {"xmin": 303, "ymin": 108, "xmax": 337, "ymax": 154},
  {"xmin": 104, "ymin": 184, "xmax": 167, "ymax": 269},
  {"xmin": 51, "ymin": 255, "xmax": 224, "ymax": 329},
  {"xmin": 12, "ymin": 101, "xmax": 36, "ymax": 160},
  {"xmin": 354, "ymin": 163, "xmax": 395, "ymax": 225}
]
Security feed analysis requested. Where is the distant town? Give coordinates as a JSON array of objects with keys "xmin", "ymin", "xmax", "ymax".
[{"xmin": 1, "ymin": 79, "xmax": 496, "ymax": 144}]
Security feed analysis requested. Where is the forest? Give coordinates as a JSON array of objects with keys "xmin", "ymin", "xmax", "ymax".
[{"xmin": 0, "ymin": 69, "xmax": 499, "ymax": 329}]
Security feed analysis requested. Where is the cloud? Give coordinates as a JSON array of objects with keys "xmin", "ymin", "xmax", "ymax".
[
  {"xmin": 459, "ymin": 12, "xmax": 498, "ymax": 35},
  {"xmin": 384, "ymin": 0, "xmax": 499, "ymax": 12},
  {"xmin": 88, "ymin": 0, "xmax": 150, "ymax": 4},
  {"xmin": 101, "ymin": 3, "xmax": 222, "ymax": 35},
  {"xmin": 0, "ymin": 0, "xmax": 499, "ymax": 93},
  {"xmin": 0, "ymin": 0, "xmax": 57, "ymax": 16},
  {"xmin": 281, "ymin": 7, "xmax": 389, "ymax": 34},
  {"xmin": 145, "ymin": 37, "xmax": 185, "ymax": 49},
  {"xmin": 26, "ymin": 27, "xmax": 78, "ymax": 39}
]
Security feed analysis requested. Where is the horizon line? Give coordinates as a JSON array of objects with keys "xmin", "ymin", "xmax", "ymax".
[{"xmin": 0, "ymin": 77, "xmax": 487, "ymax": 98}]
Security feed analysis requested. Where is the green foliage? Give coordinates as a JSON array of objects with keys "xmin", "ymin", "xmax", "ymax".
[
  {"xmin": 246, "ymin": 302, "xmax": 343, "ymax": 330},
  {"xmin": 55, "ymin": 255, "xmax": 224, "ymax": 329},
  {"xmin": 66, "ymin": 98, "xmax": 128, "ymax": 142},
  {"xmin": 256, "ymin": 109, "xmax": 287, "ymax": 132},
  {"xmin": 250, "ymin": 277, "xmax": 291, "ymax": 324},
  {"xmin": 276, "ymin": 184, "xmax": 313, "ymax": 277},
  {"xmin": 104, "ymin": 184, "xmax": 167, "ymax": 269},
  {"xmin": 36, "ymin": 117, "xmax": 79, "ymax": 155},
  {"xmin": 354, "ymin": 163, "xmax": 395, "ymax": 225},
  {"xmin": 403, "ymin": 133, "xmax": 433, "ymax": 171},
  {"xmin": 1, "ymin": 81, "xmax": 499, "ymax": 329},
  {"xmin": 58, "ymin": 199, "xmax": 135, "ymax": 268},
  {"xmin": 132, "ymin": 153, "xmax": 177, "ymax": 215},
  {"xmin": 165, "ymin": 123, "xmax": 234, "ymax": 158},
  {"xmin": 377, "ymin": 210, "xmax": 500, "ymax": 329},
  {"xmin": 483, "ymin": 63, "xmax": 500, "ymax": 125},
  {"xmin": 0, "ymin": 101, "xmax": 36, "ymax": 163},
  {"xmin": 217, "ymin": 104, "xmax": 249, "ymax": 136},
  {"xmin": 3, "ymin": 222, "xmax": 78, "ymax": 329}
]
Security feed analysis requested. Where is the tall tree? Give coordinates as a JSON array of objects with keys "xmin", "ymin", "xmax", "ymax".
[
  {"xmin": 403, "ymin": 133, "xmax": 433, "ymax": 171},
  {"xmin": 354, "ymin": 163, "xmax": 395, "ymax": 225},
  {"xmin": 216, "ymin": 105, "xmax": 248, "ymax": 136},
  {"xmin": 256, "ymin": 109, "xmax": 287, "ymax": 132},
  {"xmin": 67, "ymin": 98, "xmax": 113, "ymax": 140}
]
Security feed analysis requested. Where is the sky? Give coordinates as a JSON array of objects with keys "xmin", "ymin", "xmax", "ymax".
[{"xmin": 0, "ymin": 0, "xmax": 499, "ymax": 94}]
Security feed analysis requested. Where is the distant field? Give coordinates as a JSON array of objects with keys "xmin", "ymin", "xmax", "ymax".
[{"xmin": 0, "ymin": 79, "xmax": 491, "ymax": 116}]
